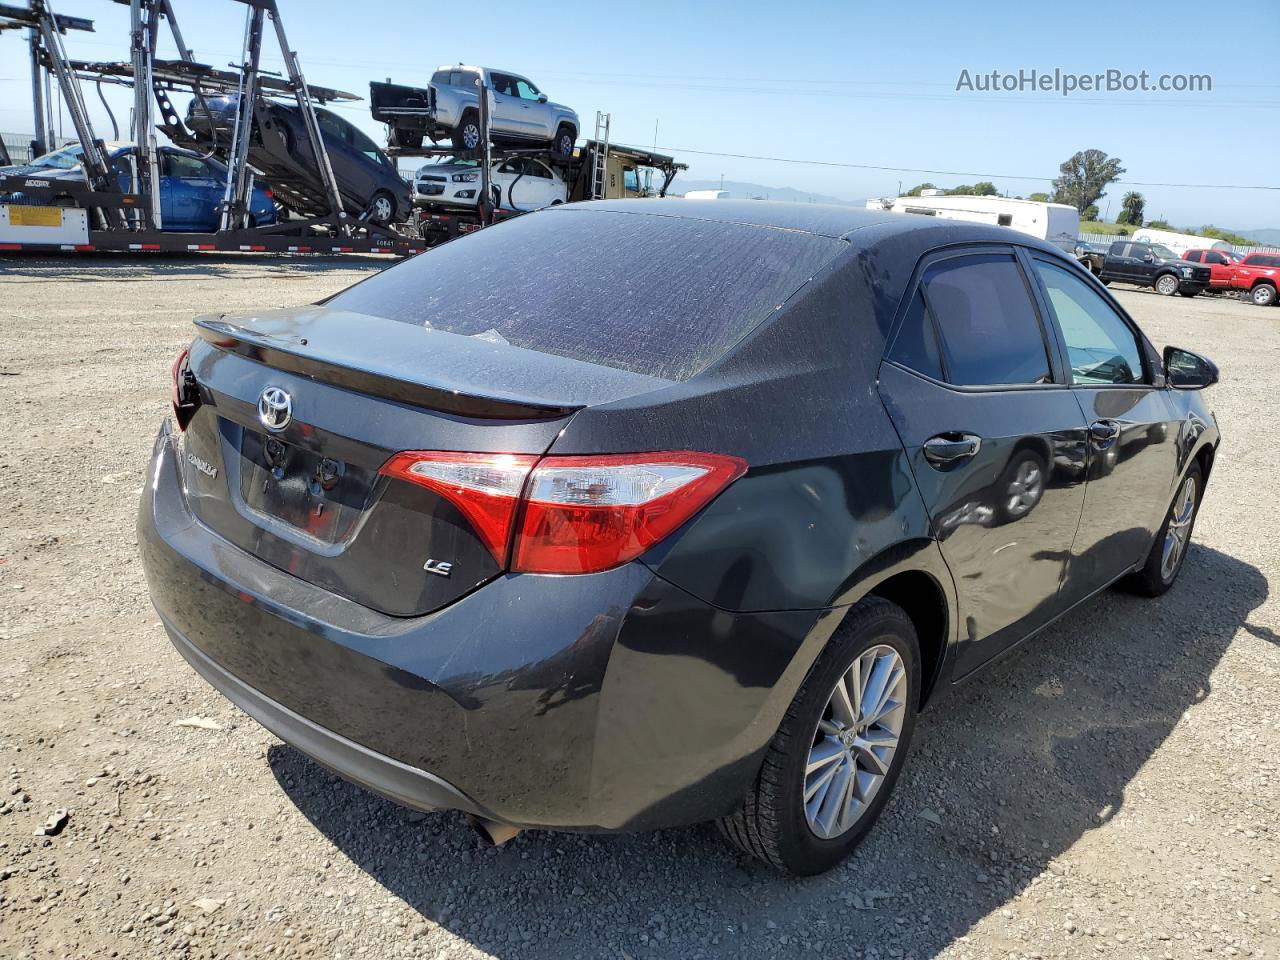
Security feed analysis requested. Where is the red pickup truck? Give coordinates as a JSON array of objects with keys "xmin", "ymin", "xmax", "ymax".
[{"xmin": 1183, "ymin": 249, "xmax": 1279, "ymax": 306}]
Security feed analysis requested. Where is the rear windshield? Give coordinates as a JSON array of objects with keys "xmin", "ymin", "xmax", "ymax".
[{"xmin": 326, "ymin": 209, "xmax": 843, "ymax": 381}]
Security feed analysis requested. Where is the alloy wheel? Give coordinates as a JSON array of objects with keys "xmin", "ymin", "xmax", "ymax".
[
  {"xmin": 463, "ymin": 125, "xmax": 480, "ymax": 150},
  {"xmin": 804, "ymin": 644, "xmax": 907, "ymax": 840},
  {"xmin": 1160, "ymin": 475, "xmax": 1196, "ymax": 581},
  {"xmin": 372, "ymin": 196, "xmax": 393, "ymax": 223},
  {"xmin": 1157, "ymin": 275, "xmax": 1178, "ymax": 295},
  {"xmin": 1005, "ymin": 459, "xmax": 1043, "ymax": 517}
]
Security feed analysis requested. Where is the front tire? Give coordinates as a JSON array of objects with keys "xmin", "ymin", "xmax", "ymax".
[
  {"xmin": 1122, "ymin": 462, "xmax": 1202, "ymax": 597},
  {"xmin": 718, "ymin": 597, "xmax": 919, "ymax": 875},
  {"xmin": 1251, "ymin": 283, "xmax": 1277, "ymax": 307},
  {"xmin": 1155, "ymin": 274, "xmax": 1179, "ymax": 296},
  {"xmin": 368, "ymin": 191, "xmax": 395, "ymax": 226},
  {"xmin": 553, "ymin": 124, "xmax": 575, "ymax": 160}
]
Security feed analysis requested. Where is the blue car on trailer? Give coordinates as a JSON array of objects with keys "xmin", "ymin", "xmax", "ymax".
[{"xmin": 0, "ymin": 142, "xmax": 276, "ymax": 232}]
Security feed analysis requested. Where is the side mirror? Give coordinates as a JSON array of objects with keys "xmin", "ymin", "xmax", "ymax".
[
  {"xmin": 537, "ymin": 93, "xmax": 548, "ymax": 104},
  {"xmin": 1164, "ymin": 345, "xmax": 1218, "ymax": 390}
]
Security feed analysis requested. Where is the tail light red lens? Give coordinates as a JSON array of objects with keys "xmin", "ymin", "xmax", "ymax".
[
  {"xmin": 513, "ymin": 453, "xmax": 747, "ymax": 574},
  {"xmin": 379, "ymin": 451, "xmax": 538, "ymax": 563},
  {"xmin": 379, "ymin": 451, "xmax": 747, "ymax": 575}
]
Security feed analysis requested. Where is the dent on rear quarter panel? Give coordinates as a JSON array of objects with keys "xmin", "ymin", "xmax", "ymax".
[{"xmin": 550, "ymin": 241, "xmax": 939, "ymax": 614}]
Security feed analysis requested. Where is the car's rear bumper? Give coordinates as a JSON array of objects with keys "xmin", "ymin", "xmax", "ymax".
[
  {"xmin": 163, "ymin": 613, "xmax": 492, "ymax": 818},
  {"xmin": 139, "ymin": 422, "xmax": 823, "ymax": 831}
]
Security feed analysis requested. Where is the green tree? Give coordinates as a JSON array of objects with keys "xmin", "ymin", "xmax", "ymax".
[
  {"xmin": 1028, "ymin": 192, "xmax": 1051, "ymax": 203},
  {"xmin": 902, "ymin": 182, "xmax": 936, "ymax": 197},
  {"xmin": 1051, "ymin": 149, "xmax": 1125, "ymax": 214},
  {"xmin": 1147, "ymin": 219, "xmax": 1171, "ymax": 230},
  {"xmin": 1116, "ymin": 191, "xmax": 1145, "ymax": 227},
  {"xmin": 1082, "ymin": 204, "xmax": 1100, "ymax": 222}
]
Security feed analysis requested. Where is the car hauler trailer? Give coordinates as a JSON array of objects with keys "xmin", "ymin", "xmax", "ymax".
[
  {"xmin": 376, "ymin": 86, "xmax": 685, "ymax": 246},
  {"xmin": 0, "ymin": 0, "xmax": 424, "ymax": 257}
]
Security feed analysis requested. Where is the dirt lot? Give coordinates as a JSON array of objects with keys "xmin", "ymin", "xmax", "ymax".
[{"xmin": 1, "ymin": 255, "xmax": 1277, "ymax": 960}]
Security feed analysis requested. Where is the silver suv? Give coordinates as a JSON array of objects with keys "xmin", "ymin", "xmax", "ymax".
[{"xmin": 430, "ymin": 66, "xmax": 578, "ymax": 157}]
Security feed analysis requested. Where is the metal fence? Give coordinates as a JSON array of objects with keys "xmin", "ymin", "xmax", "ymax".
[
  {"xmin": 2, "ymin": 132, "xmax": 77, "ymax": 166},
  {"xmin": 1078, "ymin": 230, "xmax": 1280, "ymax": 256}
]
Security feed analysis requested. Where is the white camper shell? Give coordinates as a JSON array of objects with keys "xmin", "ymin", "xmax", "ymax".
[
  {"xmin": 865, "ymin": 195, "xmax": 1079, "ymax": 253},
  {"xmin": 1129, "ymin": 228, "xmax": 1233, "ymax": 256}
]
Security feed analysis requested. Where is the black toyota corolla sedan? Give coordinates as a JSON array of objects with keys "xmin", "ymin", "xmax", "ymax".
[{"xmin": 139, "ymin": 199, "xmax": 1220, "ymax": 875}]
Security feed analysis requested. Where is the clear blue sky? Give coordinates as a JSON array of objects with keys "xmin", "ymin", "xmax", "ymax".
[{"xmin": 2, "ymin": 0, "xmax": 1277, "ymax": 229}]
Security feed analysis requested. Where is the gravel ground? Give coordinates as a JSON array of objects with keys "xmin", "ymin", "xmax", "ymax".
[{"xmin": 1, "ymin": 254, "xmax": 1277, "ymax": 960}]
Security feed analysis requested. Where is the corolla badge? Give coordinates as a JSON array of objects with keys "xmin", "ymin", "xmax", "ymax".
[
  {"xmin": 257, "ymin": 386, "xmax": 292, "ymax": 432},
  {"xmin": 186, "ymin": 452, "xmax": 218, "ymax": 479}
]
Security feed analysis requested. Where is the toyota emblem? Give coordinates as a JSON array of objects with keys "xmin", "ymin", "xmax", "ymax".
[{"xmin": 257, "ymin": 386, "xmax": 293, "ymax": 432}]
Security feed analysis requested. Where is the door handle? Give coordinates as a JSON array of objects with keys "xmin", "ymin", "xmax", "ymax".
[
  {"xmin": 1089, "ymin": 420, "xmax": 1120, "ymax": 445},
  {"xmin": 923, "ymin": 433, "xmax": 982, "ymax": 466}
]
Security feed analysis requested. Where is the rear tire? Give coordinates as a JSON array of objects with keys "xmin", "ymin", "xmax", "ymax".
[
  {"xmin": 1251, "ymin": 283, "xmax": 1277, "ymax": 307},
  {"xmin": 1121, "ymin": 462, "xmax": 1202, "ymax": 597},
  {"xmin": 717, "ymin": 597, "xmax": 919, "ymax": 875},
  {"xmin": 1155, "ymin": 274, "xmax": 1179, "ymax": 296},
  {"xmin": 452, "ymin": 112, "xmax": 482, "ymax": 153}
]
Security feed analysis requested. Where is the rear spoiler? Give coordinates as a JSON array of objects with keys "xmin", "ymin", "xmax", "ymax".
[{"xmin": 194, "ymin": 317, "xmax": 581, "ymax": 421}]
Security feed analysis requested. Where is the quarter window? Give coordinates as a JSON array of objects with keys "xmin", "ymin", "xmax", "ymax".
[
  {"xmin": 1033, "ymin": 260, "xmax": 1145, "ymax": 386},
  {"xmin": 921, "ymin": 254, "xmax": 1052, "ymax": 386},
  {"xmin": 887, "ymin": 290, "xmax": 943, "ymax": 381}
]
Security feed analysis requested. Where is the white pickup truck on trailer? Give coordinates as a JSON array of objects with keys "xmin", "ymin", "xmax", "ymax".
[
  {"xmin": 1129, "ymin": 228, "xmax": 1233, "ymax": 256},
  {"xmin": 865, "ymin": 194, "xmax": 1079, "ymax": 253}
]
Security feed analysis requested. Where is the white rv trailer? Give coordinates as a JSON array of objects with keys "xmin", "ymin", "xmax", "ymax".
[
  {"xmin": 1129, "ymin": 228, "xmax": 1233, "ymax": 256},
  {"xmin": 864, "ymin": 195, "xmax": 1079, "ymax": 253}
]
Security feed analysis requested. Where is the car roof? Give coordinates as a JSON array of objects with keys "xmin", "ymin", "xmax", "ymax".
[{"xmin": 551, "ymin": 197, "xmax": 1074, "ymax": 258}]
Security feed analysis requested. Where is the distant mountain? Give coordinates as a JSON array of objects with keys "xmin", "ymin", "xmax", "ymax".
[
  {"xmin": 1233, "ymin": 228, "xmax": 1280, "ymax": 245},
  {"xmin": 668, "ymin": 178, "xmax": 858, "ymax": 207}
]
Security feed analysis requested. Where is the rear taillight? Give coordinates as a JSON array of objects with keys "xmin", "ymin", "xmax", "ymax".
[
  {"xmin": 379, "ymin": 451, "xmax": 746, "ymax": 574},
  {"xmin": 380, "ymin": 451, "xmax": 538, "ymax": 563},
  {"xmin": 513, "ymin": 453, "xmax": 746, "ymax": 574},
  {"xmin": 170, "ymin": 348, "xmax": 199, "ymax": 430}
]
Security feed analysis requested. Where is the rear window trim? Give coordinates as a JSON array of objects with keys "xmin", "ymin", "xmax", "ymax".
[{"xmin": 883, "ymin": 242, "xmax": 1068, "ymax": 393}]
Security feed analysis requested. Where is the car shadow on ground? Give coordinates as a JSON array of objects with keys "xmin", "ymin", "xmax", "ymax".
[{"xmin": 268, "ymin": 544, "xmax": 1268, "ymax": 959}]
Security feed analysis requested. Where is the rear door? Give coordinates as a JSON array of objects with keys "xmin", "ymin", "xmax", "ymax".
[
  {"xmin": 1108, "ymin": 242, "xmax": 1138, "ymax": 283},
  {"xmin": 1025, "ymin": 256, "xmax": 1182, "ymax": 600},
  {"xmin": 487, "ymin": 71, "xmax": 527, "ymax": 136},
  {"xmin": 877, "ymin": 246, "xmax": 1089, "ymax": 676}
]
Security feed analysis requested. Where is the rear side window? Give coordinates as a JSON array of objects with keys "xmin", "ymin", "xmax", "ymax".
[
  {"xmin": 1109, "ymin": 242, "xmax": 1127, "ymax": 256},
  {"xmin": 326, "ymin": 210, "xmax": 843, "ymax": 382},
  {"xmin": 921, "ymin": 254, "xmax": 1051, "ymax": 386}
]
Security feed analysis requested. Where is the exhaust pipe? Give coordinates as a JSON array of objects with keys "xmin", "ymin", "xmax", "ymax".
[{"xmin": 467, "ymin": 815, "xmax": 521, "ymax": 847}]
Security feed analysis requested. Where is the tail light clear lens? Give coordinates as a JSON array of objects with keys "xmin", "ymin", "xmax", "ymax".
[
  {"xmin": 171, "ymin": 348, "xmax": 199, "ymax": 430},
  {"xmin": 380, "ymin": 452, "xmax": 538, "ymax": 563},
  {"xmin": 380, "ymin": 451, "xmax": 746, "ymax": 575},
  {"xmin": 513, "ymin": 453, "xmax": 747, "ymax": 574}
]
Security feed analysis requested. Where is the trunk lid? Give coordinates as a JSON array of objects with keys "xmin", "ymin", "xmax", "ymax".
[{"xmin": 178, "ymin": 306, "xmax": 670, "ymax": 616}]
